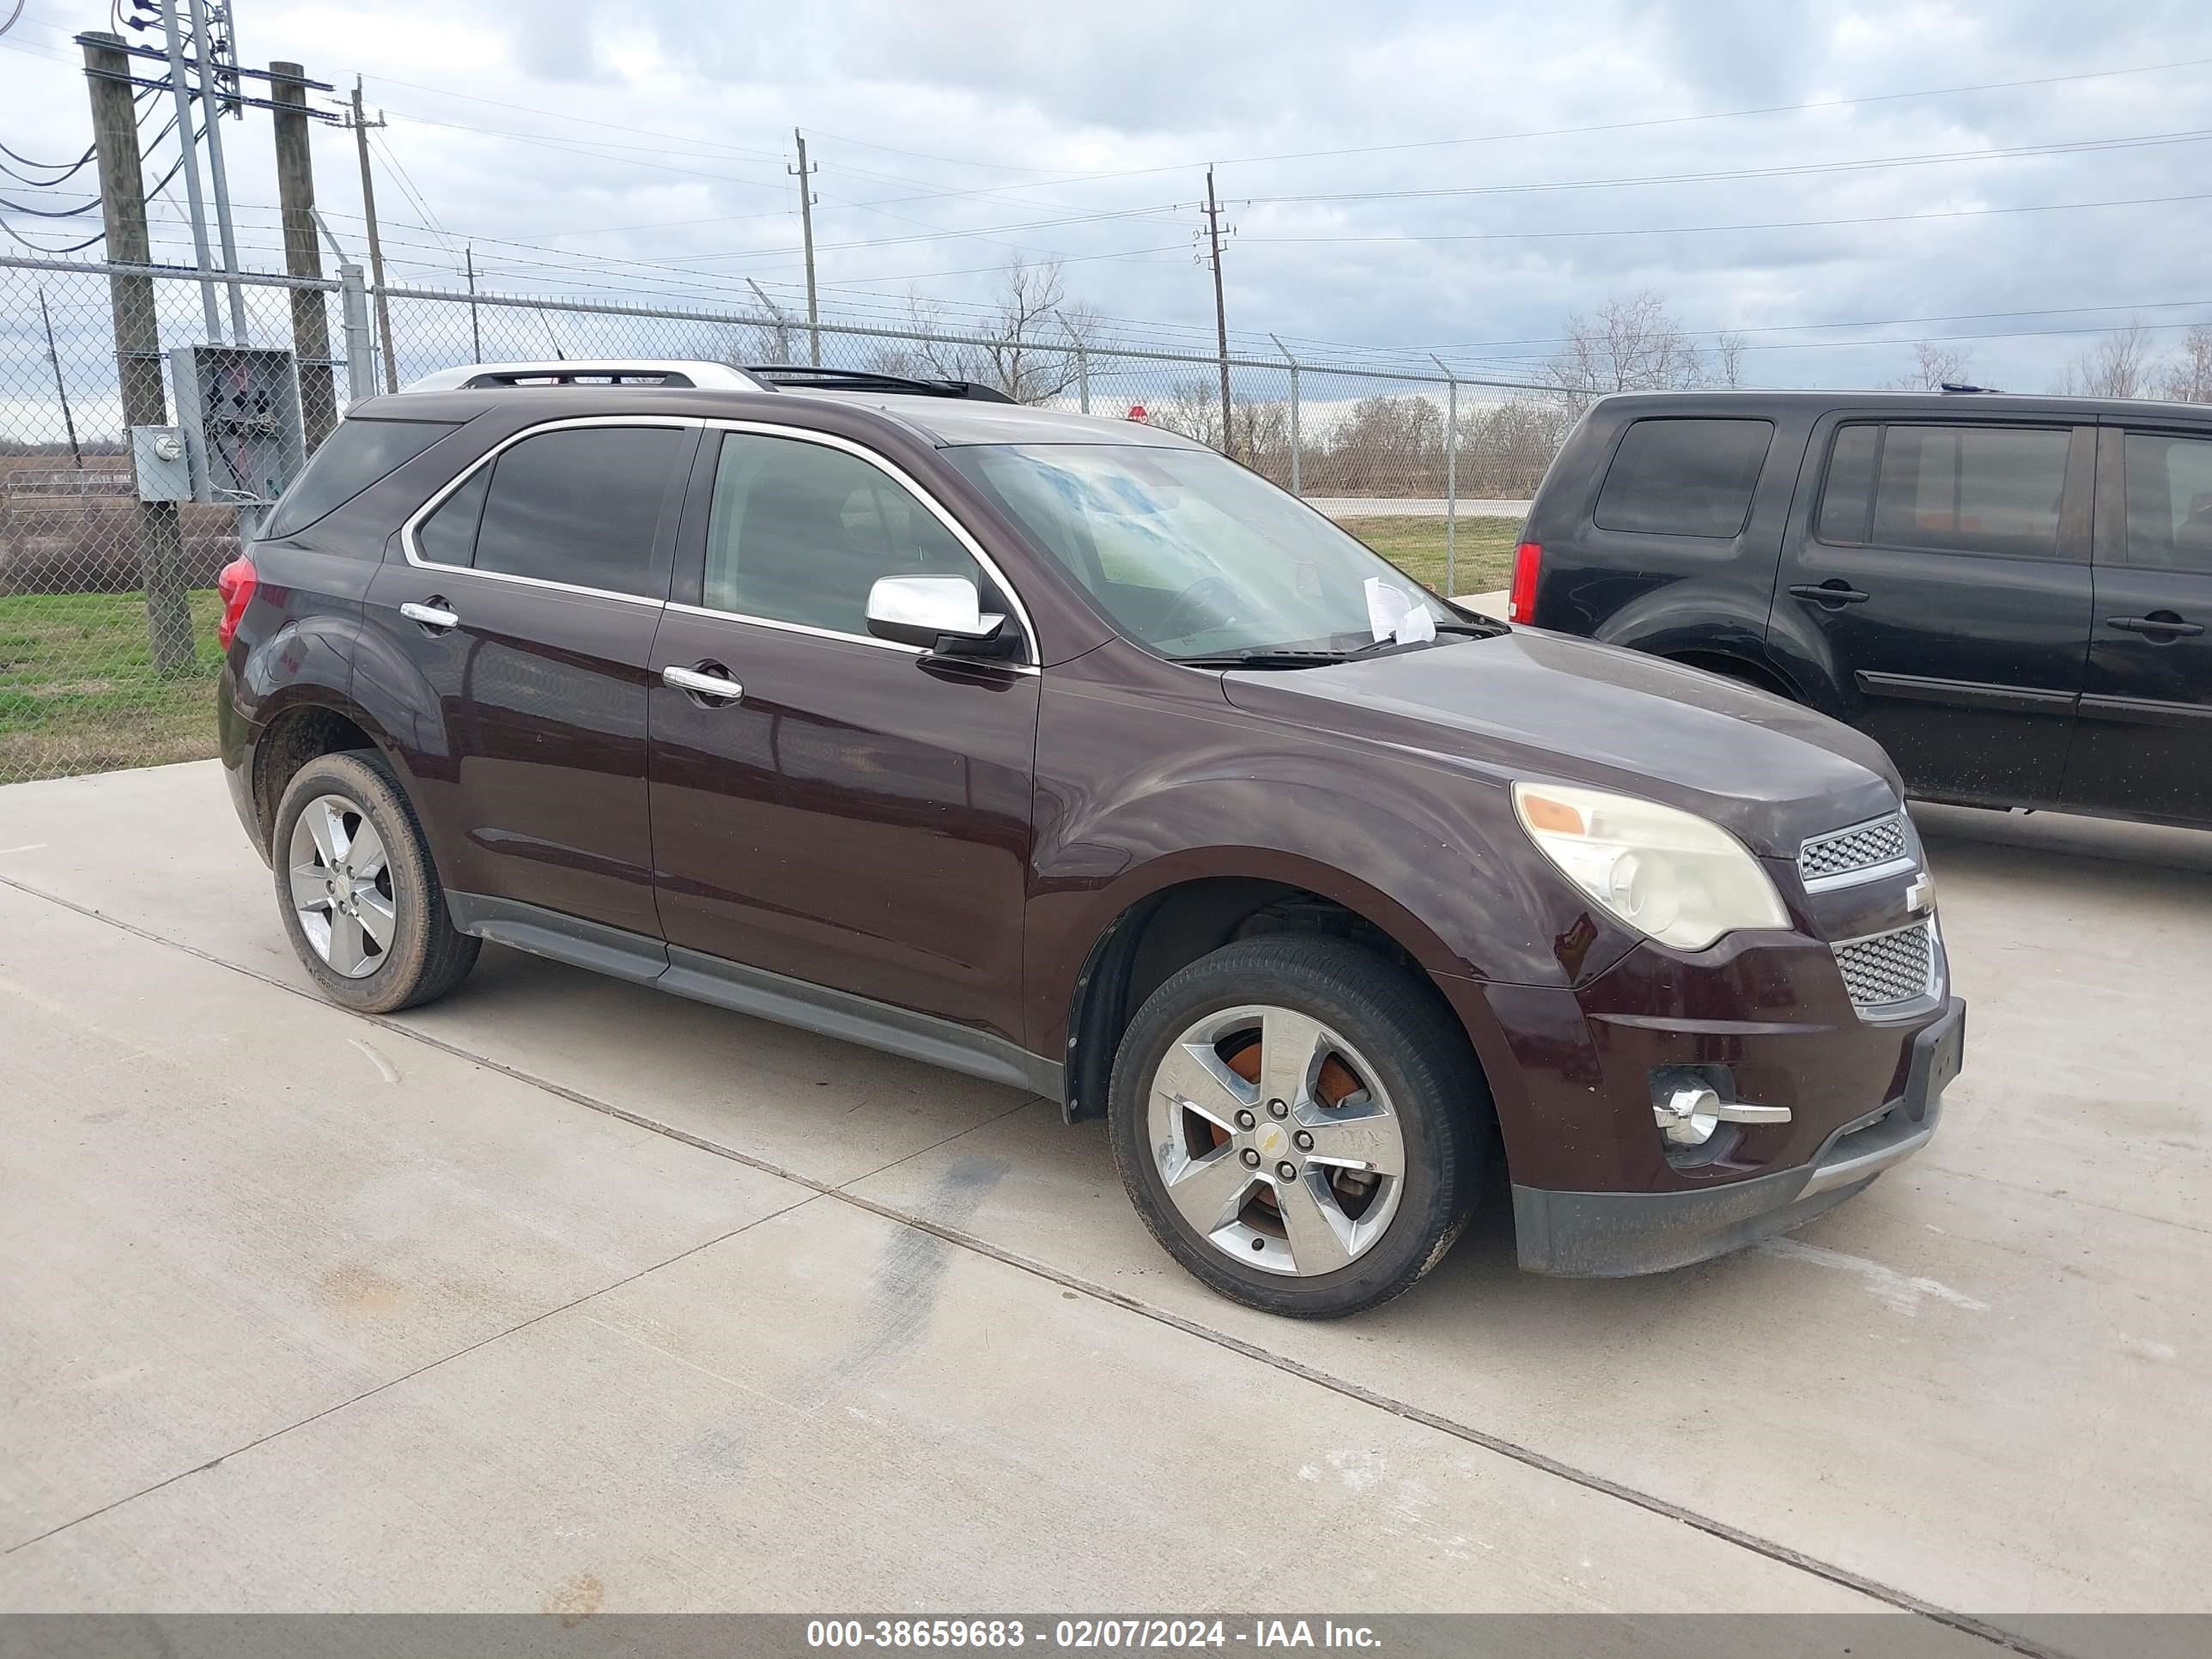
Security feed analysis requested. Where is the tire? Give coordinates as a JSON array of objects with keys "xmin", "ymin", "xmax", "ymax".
[
  {"xmin": 270, "ymin": 749, "xmax": 480, "ymax": 1015},
  {"xmin": 1108, "ymin": 934, "xmax": 1486, "ymax": 1318}
]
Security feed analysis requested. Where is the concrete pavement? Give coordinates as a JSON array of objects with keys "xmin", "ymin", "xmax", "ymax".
[{"xmin": 1, "ymin": 762, "xmax": 2207, "ymax": 1631}]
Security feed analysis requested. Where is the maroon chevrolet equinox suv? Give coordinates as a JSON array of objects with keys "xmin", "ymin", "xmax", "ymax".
[{"xmin": 215, "ymin": 359, "xmax": 1965, "ymax": 1318}]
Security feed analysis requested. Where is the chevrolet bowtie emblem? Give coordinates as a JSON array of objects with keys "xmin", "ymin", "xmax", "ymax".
[{"xmin": 1905, "ymin": 873, "xmax": 1936, "ymax": 915}]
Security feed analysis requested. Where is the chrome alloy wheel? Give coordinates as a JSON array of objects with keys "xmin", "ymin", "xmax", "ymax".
[
  {"xmin": 1146, "ymin": 1004, "xmax": 1407, "ymax": 1277},
  {"xmin": 286, "ymin": 793, "xmax": 397, "ymax": 979}
]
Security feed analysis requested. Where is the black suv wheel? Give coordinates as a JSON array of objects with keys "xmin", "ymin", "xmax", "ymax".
[
  {"xmin": 1108, "ymin": 935, "xmax": 1486, "ymax": 1318},
  {"xmin": 271, "ymin": 750, "xmax": 480, "ymax": 1014}
]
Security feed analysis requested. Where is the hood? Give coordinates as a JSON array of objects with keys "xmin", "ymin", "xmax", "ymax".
[{"xmin": 1220, "ymin": 628, "xmax": 1901, "ymax": 855}]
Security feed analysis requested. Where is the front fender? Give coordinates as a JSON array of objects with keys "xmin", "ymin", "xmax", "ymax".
[{"xmin": 1024, "ymin": 756, "xmax": 1636, "ymax": 1060}]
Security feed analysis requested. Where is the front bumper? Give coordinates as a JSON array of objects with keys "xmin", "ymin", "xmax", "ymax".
[{"xmin": 1511, "ymin": 995, "xmax": 1963, "ymax": 1276}]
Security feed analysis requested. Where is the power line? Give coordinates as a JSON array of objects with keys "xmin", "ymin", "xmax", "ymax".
[
  {"xmin": 1205, "ymin": 53, "xmax": 2212, "ymax": 170},
  {"xmin": 1235, "ymin": 128, "xmax": 2212, "ymax": 209},
  {"xmin": 364, "ymin": 52, "xmax": 2212, "ymax": 191},
  {"xmin": 1240, "ymin": 190, "xmax": 2212, "ymax": 247}
]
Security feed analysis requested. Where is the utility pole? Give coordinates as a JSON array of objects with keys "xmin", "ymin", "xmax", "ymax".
[
  {"xmin": 1431, "ymin": 355, "xmax": 1460, "ymax": 596},
  {"xmin": 1270, "ymin": 332, "xmax": 1300, "ymax": 495},
  {"xmin": 1204, "ymin": 167, "xmax": 1233, "ymax": 459},
  {"xmin": 82, "ymin": 30, "xmax": 196, "ymax": 673},
  {"xmin": 155, "ymin": 0, "xmax": 222, "ymax": 342},
  {"xmin": 38, "ymin": 289, "xmax": 85, "ymax": 471},
  {"xmin": 789, "ymin": 129, "xmax": 820, "ymax": 367},
  {"xmin": 465, "ymin": 243, "xmax": 481, "ymax": 362},
  {"xmin": 347, "ymin": 77, "xmax": 397, "ymax": 392},
  {"xmin": 185, "ymin": 0, "xmax": 248, "ymax": 343},
  {"xmin": 270, "ymin": 59, "xmax": 337, "ymax": 446}
]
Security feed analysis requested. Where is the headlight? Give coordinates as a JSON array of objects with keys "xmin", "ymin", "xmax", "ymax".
[{"xmin": 1511, "ymin": 781, "xmax": 1789, "ymax": 951}]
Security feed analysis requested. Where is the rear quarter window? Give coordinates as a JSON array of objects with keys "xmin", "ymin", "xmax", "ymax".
[
  {"xmin": 1593, "ymin": 416, "xmax": 1773, "ymax": 538},
  {"xmin": 261, "ymin": 417, "xmax": 457, "ymax": 540}
]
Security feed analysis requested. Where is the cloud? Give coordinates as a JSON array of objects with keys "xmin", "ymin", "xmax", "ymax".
[{"xmin": 5, "ymin": 0, "xmax": 2212, "ymax": 402}]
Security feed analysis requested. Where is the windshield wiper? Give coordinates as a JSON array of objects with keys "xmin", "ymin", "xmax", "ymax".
[
  {"xmin": 1340, "ymin": 620, "xmax": 1510, "ymax": 659},
  {"xmin": 1178, "ymin": 621, "xmax": 1509, "ymax": 671},
  {"xmin": 1174, "ymin": 648, "xmax": 1354, "ymax": 669}
]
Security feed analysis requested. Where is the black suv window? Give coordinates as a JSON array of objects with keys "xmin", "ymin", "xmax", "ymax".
[
  {"xmin": 701, "ymin": 433, "xmax": 985, "ymax": 636},
  {"xmin": 263, "ymin": 417, "xmax": 453, "ymax": 539},
  {"xmin": 462, "ymin": 424, "xmax": 685, "ymax": 598},
  {"xmin": 1593, "ymin": 417, "xmax": 1771, "ymax": 538},
  {"xmin": 1820, "ymin": 422, "xmax": 2070, "ymax": 560},
  {"xmin": 2122, "ymin": 432, "xmax": 2212, "ymax": 572}
]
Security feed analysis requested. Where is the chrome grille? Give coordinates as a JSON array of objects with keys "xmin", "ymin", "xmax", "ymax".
[
  {"xmin": 1834, "ymin": 921, "xmax": 1938, "ymax": 1012},
  {"xmin": 1799, "ymin": 814, "xmax": 1911, "ymax": 887}
]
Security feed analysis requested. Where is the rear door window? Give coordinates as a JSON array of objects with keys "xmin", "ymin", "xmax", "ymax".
[
  {"xmin": 1869, "ymin": 424, "xmax": 2069, "ymax": 560},
  {"xmin": 1593, "ymin": 417, "xmax": 1772, "ymax": 538},
  {"xmin": 467, "ymin": 424, "xmax": 686, "ymax": 598},
  {"xmin": 264, "ymin": 417, "xmax": 453, "ymax": 538},
  {"xmin": 2121, "ymin": 431, "xmax": 2212, "ymax": 571}
]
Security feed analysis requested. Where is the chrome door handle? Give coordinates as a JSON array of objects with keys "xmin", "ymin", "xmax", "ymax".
[
  {"xmin": 399, "ymin": 599, "xmax": 459, "ymax": 631},
  {"xmin": 662, "ymin": 664, "xmax": 743, "ymax": 702}
]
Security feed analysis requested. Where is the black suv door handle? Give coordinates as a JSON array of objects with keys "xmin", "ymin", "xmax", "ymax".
[
  {"xmin": 1790, "ymin": 580, "xmax": 1870, "ymax": 607},
  {"xmin": 2106, "ymin": 612, "xmax": 2204, "ymax": 639}
]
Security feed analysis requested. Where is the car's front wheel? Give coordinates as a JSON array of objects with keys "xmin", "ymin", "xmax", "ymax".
[
  {"xmin": 1108, "ymin": 935, "xmax": 1486, "ymax": 1318},
  {"xmin": 271, "ymin": 750, "xmax": 480, "ymax": 1014}
]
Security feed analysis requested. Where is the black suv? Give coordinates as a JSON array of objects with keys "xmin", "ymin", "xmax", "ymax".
[
  {"xmin": 216, "ymin": 360, "xmax": 1963, "ymax": 1318},
  {"xmin": 1516, "ymin": 390, "xmax": 2212, "ymax": 829}
]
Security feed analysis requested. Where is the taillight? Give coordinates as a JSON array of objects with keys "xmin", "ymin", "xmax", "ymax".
[
  {"xmin": 1508, "ymin": 541, "xmax": 1542, "ymax": 623},
  {"xmin": 216, "ymin": 556, "xmax": 258, "ymax": 651}
]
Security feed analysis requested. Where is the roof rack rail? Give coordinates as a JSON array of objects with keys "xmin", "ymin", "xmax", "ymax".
[
  {"xmin": 399, "ymin": 360, "xmax": 769, "ymax": 393},
  {"xmin": 1938, "ymin": 381, "xmax": 2003, "ymax": 395},
  {"xmin": 742, "ymin": 364, "xmax": 1017, "ymax": 404}
]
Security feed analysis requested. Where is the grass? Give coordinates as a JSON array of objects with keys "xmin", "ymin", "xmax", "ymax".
[
  {"xmin": 0, "ymin": 589, "xmax": 226, "ymax": 783},
  {"xmin": 1340, "ymin": 515, "xmax": 1524, "ymax": 598}
]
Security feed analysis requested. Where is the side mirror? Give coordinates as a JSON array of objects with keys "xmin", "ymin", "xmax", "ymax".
[{"xmin": 866, "ymin": 574, "xmax": 1014, "ymax": 658}]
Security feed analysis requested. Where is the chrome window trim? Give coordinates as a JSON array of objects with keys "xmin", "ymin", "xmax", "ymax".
[
  {"xmin": 399, "ymin": 413, "xmax": 702, "ymax": 607},
  {"xmin": 688, "ymin": 417, "xmax": 1040, "ymax": 667},
  {"xmin": 1796, "ymin": 811, "xmax": 1920, "ymax": 893},
  {"xmin": 659, "ymin": 599, "xmax": 1040, "ymax": 677}
]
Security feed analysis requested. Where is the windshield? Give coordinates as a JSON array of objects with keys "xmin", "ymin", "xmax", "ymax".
[{"xmin": 946, "ymin": 442, "xmax": 1455, "ymax": 659}]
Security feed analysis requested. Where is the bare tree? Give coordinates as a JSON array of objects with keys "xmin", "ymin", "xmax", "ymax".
[
  {"xmin": 2162, "ymin": 325, "xmax": 2212, "ymax": 404},
  {"xmin": 1713, "ymin": 331, "xmax": 1749, "ymax": 390},
  {"xmin": 2062, "ymin": 323, "xmax": 2155, "ymax": 399},
  {"xmin": 871, "ymin": 257, "xmax": 1101, "ymax": 404},
  {"xmin": 1143, "ymin": 377, "xmax": 1231, "ymax": 448},
  {"xmin": 1463, "ymin": 394, "xmax": 1575, "ymax": 495},
  {"xmin": 1544, "ymin": 290, "xmax": 1709, "ymax": 411},
  {"xmin": 1884, "ymin": 342, "xmax": 1976, "ymax": 392}
]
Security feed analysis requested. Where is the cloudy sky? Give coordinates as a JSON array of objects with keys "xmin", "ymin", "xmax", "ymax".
[{"xmin": 6, "ymin": 0, "xmax": 2212, "ymax": 399}]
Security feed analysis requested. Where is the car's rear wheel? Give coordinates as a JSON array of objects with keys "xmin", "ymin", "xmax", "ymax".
[
  {"xmin": 1108, "ymin": 934, "xmax": 1485, "ymax": 1318},
  {"xmin": 271, "ymin": 750, "xmax": 479, "ymax": 1014}
]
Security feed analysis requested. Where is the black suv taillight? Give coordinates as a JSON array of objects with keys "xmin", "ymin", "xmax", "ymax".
[{"xmin": 1508, "ymin": 541, "xmax": 1541, "ymax": 623}]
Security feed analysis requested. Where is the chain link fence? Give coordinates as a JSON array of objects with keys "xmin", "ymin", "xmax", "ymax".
[{"xmin": 3, "ymin": 252, "xmax": 1548, "ymax": 786}]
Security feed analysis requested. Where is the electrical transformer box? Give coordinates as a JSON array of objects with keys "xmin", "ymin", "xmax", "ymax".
[{"xmin": 168, "ymin": 343, "xmax": 307, "ymax": 507}]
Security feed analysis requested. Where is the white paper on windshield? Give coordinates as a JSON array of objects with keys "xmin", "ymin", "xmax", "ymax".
[{"xmin": 1364, "ymin": 578, "xmax": 1437, "ymax": 644}]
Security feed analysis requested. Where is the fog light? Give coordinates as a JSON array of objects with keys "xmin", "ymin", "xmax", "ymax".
[{"xmin": 1655, "ymin": 1085, "xmax": 1721, "ymax": 1146}]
